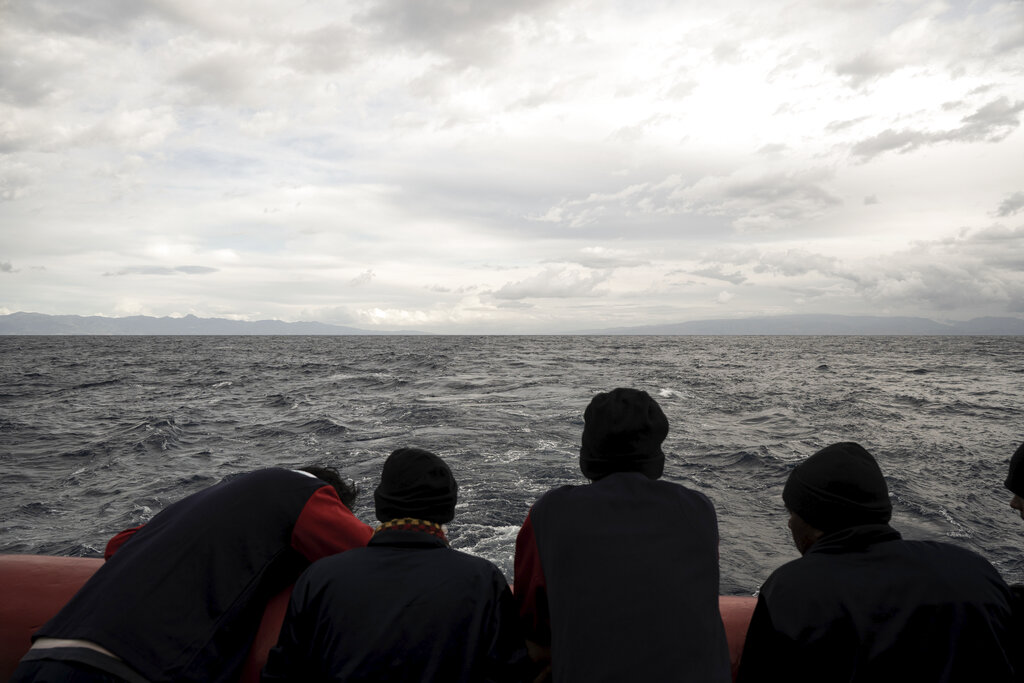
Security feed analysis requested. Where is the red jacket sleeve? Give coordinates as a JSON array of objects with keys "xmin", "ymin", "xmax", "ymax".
[
  {"xmin": 291, "ymin": 485, "xmax": 374, "ymax": 562},
  {"xmin": 104, "ymin": 525, "xmax": 144, "ymax": 560},
  {"xmin": 514, "ymin": 510, "xmax": 551, "ymax": 646}
]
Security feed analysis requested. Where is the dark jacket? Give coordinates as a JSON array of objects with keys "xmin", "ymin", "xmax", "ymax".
[
  {"xmin": 35, "ymin": 468, "xmax": 373, "ymax": 683},
  {"xmin": 737, "ymin": 524, "xmax": 1017, "ymax": 683},
  {"xmin": 515, "ymin": 471, "xmax": 731, "ymax": 683},
  {"xmin": 261, "ymin": 528, "xmax": 529, "ymax": 682}
]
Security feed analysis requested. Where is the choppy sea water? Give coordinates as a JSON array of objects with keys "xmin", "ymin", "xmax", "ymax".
[{"xmin": 1, "ymin": 335, "xmax": 1022, "ymax": 594}]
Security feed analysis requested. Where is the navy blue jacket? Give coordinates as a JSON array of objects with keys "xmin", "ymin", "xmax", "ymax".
[
  {"xmin": 737, "ymin": 524, "xmax": 1017, "ymax": 682},
  {"xmin": 262, "ymin": 528, "xmax": 529, "ymax": 682},
  {"xmin": 35, "ymin": 468, "xmax": 372, "ymax": 682},
  {"xmin": 515, "ymin": 471, "xmax": 731, "ymax": 683}
]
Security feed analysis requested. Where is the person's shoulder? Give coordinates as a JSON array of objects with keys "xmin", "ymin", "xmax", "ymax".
[
  {"xmin": 655, "ymin": 477, "xmax": 710, "ymax": 497},
  {"xmin": 533, "ymin": 483, "xmax": 581, "ymax": 508},
  {"xmin": 446, "ymin": 548, "xmax": 511, "ymax": 584},
  {"xmin": 899, "ymin": 538, "xmax": 1001, "ymax": 574},
  {"xmin": 229, "ymin": 467, "xmax": 310, "ymax": 484},
  {"xmin": 758, "ymin": 554, "xmax": 829, "ymax": 602},
  {"xmin": 303, "ymin": 545, "xmax": 371, "ymax": 577},
  {"xmin": 653, "ymin": 478, "xmax": 718, "ymax": 511}
]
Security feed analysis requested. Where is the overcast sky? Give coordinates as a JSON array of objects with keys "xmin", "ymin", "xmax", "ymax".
[{"xmin": 2, "ymin": 0, "xmax": 1022, "ymax": 333}]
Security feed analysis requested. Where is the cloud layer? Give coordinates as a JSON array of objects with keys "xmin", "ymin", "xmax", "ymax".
[{"xmin": 2, "ymin": 0, "xmax": 1022, "ymax": 332}]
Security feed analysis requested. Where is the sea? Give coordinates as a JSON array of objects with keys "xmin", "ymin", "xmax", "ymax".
[{"xmin": 1, "ymin": 335, "xmax": 1022, "ymax": 595}]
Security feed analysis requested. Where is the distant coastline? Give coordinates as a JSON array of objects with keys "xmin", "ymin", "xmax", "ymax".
[{"xmin": 2, "ymin": 311, "xmax": 1024, "ymax": 336}]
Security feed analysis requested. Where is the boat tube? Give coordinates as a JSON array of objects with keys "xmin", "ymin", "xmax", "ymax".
[{"xmin": 0, "ymin": 553, "xmax": 756, "ymax": 681}]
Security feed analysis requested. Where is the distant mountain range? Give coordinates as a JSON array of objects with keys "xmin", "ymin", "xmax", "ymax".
[
  {"xmin": 0, "ymin": 312, "xmax": 421, "ymax": 335},
  {"xmin": 1, "ymin": 311, "xmax": 1023, "ymax": 335},
  {"xmin": 575, "ymin": 314, "xmax": 1024, "ymax": 335}
]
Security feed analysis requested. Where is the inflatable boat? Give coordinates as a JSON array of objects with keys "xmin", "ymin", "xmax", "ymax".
[{"xmin": 0, "ymin": 553, "xmax": 756, "ymax": 681}]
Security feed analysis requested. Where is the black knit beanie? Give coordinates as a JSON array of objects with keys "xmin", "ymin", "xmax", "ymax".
[
  {"xmin": 579, "ymin": 388, "xmax": 667, "ymax": 481},
  {"xmin": 374, "ymin": 448, "xmax": 458, "ymax": 524},
  {"xmin": 1005, "ymin": 443, "xmax": 1024, "ymax": 497},
  {"xmin": 782, "ymin": 442, "xmax": 892, "ymax": 534}
]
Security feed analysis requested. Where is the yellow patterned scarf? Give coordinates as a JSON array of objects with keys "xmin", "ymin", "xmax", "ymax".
[{"xmin": 375, "ymin": 517, "xmax": 449, "ymax": 545}]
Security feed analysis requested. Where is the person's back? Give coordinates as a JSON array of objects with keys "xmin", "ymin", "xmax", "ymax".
[
  {"xmin": 737, "ymin": 443, "xmax": 1016, "ymax": 683},
  {"xmin": 528, "ymin": 472, "xmax": 726, "ymax": 682},
  {"xmin": 262, "ymin": 448, "xmax": 528, "ymax": 683},
  {"xmin": 515, "ymin": 388, "xmax": 731, "ymax": 682},
  {"xmin": 15, "ymin": 467, "xmax": 372, "ymax": 683}
]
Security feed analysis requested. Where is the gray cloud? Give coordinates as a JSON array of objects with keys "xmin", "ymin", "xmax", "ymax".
[
  {"xmin": 286, "ymin": 24, "xmax": 357, "ymax": 74},
  {"xmin": 997, "ymin": 192, "xmax": 1024, "ymax": 217},
  {"xmin": 853, "ymin": 97, "xmax": 1024, "ymax": 160},
  {"xmin": 355, "ymin": 0, "xmax": 559, "ymax": 66},
  {"xmin": 0, "ymin": 160, "xmax": 38, "ymax": 200},
  {"xmin": 753, "ymin": 250, "xmax": 844, "ymax": 278},
  {"xmin": 845, "ymin": 228, "xmax": 1024, "ymax": 311},
  {"xmin": 680, "ymin": 169, "xmax": 842, "ymax": 232},
  {"xmin": 959, "ymin": 97, "xmax": 1024, "ymax": 140},
  {"xmin": 565, "ymin": 249, "xmax": 648, "ymax": 269},
  {"xmin": 349, "ymin": 270, "xmax": 375, "ymax": 287},
  {"xmin": 491, "ymin": 267, "xmax": 611, "ymax": 300},
  {"xmin": 704, "ymin": 227, "xmax": 1024, "ymax": 316},
  {"xmin": 104, "ymin": 266, "xmax": 218, "ymax": 277},
  {"xmin": 826, "ymin": 117, "xmax": 869, "ymax": 133},
  {"xmin": 175, "ymin": 266, "xmax": 218, "ymax": 275},
  {"xmin": 835, "ymin": 51, "xmax": 900, "ymax": 88},
  {"xmin": 174, "ymin": 53, "xmax": 257, "ymax": 104},
  {"xmin": 0, "ymin": 47, "xmax": 62, "ymax": 107},
  {"xmin": 1, "ymin": 262, "xmax": 14, "ymax": 273},
  {"xmin": 690, "ymin": 266, "xmax": 747, "ymax": 285},
  {"xmin": 4, "ymin": 0, "xmax": 158, "ymax": 37}
]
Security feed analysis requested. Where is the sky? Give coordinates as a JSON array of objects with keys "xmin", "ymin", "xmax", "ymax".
[{"xmin": 2, "ymin": 0, "xmax": 1023, "ymax": 333}]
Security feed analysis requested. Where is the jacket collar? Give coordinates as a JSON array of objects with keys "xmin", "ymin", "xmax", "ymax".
[
  {"xmin": 807, "ymin": 523, "xmax": 902, "ymax": 555},
  {"xmin": 369, "ymin": 528, "xmax": 449, "ymax": 549}
]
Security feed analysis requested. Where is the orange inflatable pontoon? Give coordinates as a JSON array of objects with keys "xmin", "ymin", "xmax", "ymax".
[{"xmin": 0, "ymin": 554, "xmax": 756, "ymax": 681}]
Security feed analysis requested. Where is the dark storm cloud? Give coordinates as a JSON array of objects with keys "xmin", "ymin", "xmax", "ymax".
[{"xmin": 852, "ymin": 97, "xmax": 1024, "ymax": 160}]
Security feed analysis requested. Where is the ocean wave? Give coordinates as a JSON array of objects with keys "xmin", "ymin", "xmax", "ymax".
[{"xmin": 3, "ymin": 335, "xmax": 1023, "ymax": 590}]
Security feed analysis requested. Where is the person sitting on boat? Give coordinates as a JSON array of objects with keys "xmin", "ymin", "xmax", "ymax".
[
  {"xmin": 737, "ymin": 442, "xmax": 1017, "ymax": 683},
  {"xmin": 261, "ymin": 447, "xmax": 531, "ymax": 683},
  {"xmin": 1005, "ymin": 442, "xmax": 1024, "ymax": 520},
  {"xmin": 514, "ymin": 388, "xmax": 732, "ymax": 682},
  {"xmin": 11, "ymin": 466, "xmax": 373, "ymax": 683}
]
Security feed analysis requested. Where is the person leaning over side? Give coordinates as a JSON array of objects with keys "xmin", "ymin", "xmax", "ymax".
[
  {"xmin": 514, "ymin": 388, "xmax": 731, "ymax": 683},
  {"xmin": 262, "ymin": 447, "xmax": 531, "ymax": 683},
  {"xmin": 1006, "ymin": 442, "xmax": 1024, "ymax": 520},
  {"xmin": 11, "ymin": 466, "xmax": 374, "ymax": 683},
  {"xmin": 737, "ymin": 442, "xmax": 1017, "ymax": 683},
  {"xmin": 1003, "ymin": 440, "xmax": 1024, "ymax": 680}
]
